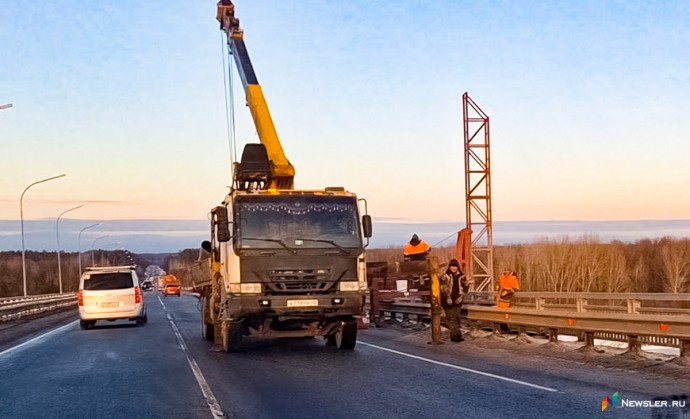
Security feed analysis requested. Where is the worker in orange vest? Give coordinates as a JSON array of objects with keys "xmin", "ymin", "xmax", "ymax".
[
  {"xmin": 497, "ymin": 270, "xmax": 520, "ymax": 309},
  {"xmin": 403, "ymin": 234, "xmax": 431, "ymax": 261},
  {"xmin": 497, "ymin": 270, "xmax": 519, "ymax": 333}
]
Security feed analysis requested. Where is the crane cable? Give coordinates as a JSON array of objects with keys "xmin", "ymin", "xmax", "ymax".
[
  {"xmin": 221, "ymin": 33, "xmax": 238, "ymax": 170},
  {"xmin": 432, "ymin": 232, "xmax": 457, "ymax": 248}
]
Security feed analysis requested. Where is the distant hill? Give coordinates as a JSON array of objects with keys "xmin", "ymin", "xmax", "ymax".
[{"xmin": 0, "ymin": 218, "xmax": 689, "ymax": 253}]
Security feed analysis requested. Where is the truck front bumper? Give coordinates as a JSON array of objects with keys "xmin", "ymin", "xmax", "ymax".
[{"xmin": 224, "ymin": 292, "xmax": 365, "ymax": 321}]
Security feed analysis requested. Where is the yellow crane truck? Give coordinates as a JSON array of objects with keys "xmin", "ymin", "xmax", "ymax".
[{"xmin": 194, "ymin": 1, "xmax": 372, "ymax": 352}]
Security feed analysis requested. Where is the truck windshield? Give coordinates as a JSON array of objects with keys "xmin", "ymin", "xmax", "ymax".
[{"xmin": 235, "ymin": 195, "xmax": 361, "ymax": 252}]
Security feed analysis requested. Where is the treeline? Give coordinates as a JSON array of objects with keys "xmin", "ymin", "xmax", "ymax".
[
  {"xmin": 9, "ymin": 236, "xmax": 684, "ymax": 297},
  {"xmin": 167, "ymin": 248, "xmax": 201, "ymax": 288},
  {"xmin": 366, "ymin": 236, "xmax": 690, "ymax": 294},
  {"xmin": 0, "ymin": 251, "xmax": 151, "ymax": 297}
]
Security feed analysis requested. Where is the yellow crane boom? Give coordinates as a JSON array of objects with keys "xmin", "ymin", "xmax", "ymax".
[{"xmin": 217, "ymin": 0, "xmax": 295, "ymax": 190}]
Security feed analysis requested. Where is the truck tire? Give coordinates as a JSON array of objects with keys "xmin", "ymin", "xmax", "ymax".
[
  {"xmin": 201, "ymin": 297, "xmax": 214, "ymax": 341},
  {"xmin": 335, "ymin": 319, "xmax": 357, "ymax": 350},
  {"xmin": 222, "ymin": 320, "xmax": 243, "ymax": 353}
]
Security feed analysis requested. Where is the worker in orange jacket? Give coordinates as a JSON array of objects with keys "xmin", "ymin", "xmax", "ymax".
[
  {"xmin": 497, "ymin": 270, "xmax": 520, "ymax": 309},
  {"xmin": 403, "ymin": 234, "xmax": 431, "ymax": 261}
]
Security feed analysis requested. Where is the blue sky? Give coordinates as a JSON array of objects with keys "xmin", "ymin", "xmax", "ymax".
[{"xmin": 2, "ymin": 0, "xmax": 690, "ymax": 225}]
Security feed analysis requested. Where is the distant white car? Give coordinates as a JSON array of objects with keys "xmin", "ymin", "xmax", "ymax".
[{"xmin": 78, "ymin": 265, "xmax": 147, "ymax": 329}]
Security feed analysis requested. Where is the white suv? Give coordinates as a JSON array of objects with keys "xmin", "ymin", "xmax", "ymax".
[{"xmin": 78, "ymin": 265, "xmax": 147, "ymax": 329}]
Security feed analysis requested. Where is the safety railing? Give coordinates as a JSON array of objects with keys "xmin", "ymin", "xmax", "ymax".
[
  {"xmin": 0, "ymin": 293, "xmax": 78, "ymax": 323},
  {"xmin": 467, "ymin": 292, "xmax": 690, "ymax": 358},
  {"xmin": 371, "ymin": 290, "xmax": 690, "ymax": 359}
]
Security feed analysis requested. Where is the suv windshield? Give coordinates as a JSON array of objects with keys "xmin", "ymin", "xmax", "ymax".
[
  {"xmin": 235, "ymin": 195, "xmax": 362, "ymax": 252},
  {"xmin": 84, "ymin": 273, "xmax": 134, "ymax": 290}
]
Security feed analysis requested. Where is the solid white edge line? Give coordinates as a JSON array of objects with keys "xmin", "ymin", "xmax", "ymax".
[
  {"xmin": 158, "ymin": 295, "xmax": 225, "ymax": 419},
  {"xmin": 357, "ymin": 340, "xmax": 559, "ymax": 393},
  {"xmin": 0, "ymin": 320, "xmax": 78, "ymax": 358}
]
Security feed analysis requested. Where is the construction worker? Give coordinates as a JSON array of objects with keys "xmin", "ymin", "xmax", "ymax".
[
  {"xmin": 497, "ymin": 270, "xmax": 520, "ymax": 308},
  {"xmin": 497, "ymin": 270, "xmax": 520, "ymax": 333},
  {"xmin": 440, "ymin": 259, "xmax": 466, "ymax": 342},
  {"xmin": 403, "ymin": 234, "xmax": 431, "ymax": 261}
]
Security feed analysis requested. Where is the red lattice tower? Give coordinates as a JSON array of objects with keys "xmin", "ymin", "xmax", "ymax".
[{"xmin": 463, "ymin": 92, "xmax": 494, "ymax": 292}]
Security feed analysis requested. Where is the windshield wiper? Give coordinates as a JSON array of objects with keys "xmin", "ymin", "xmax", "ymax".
[
  {"xmin": 241, "ymin": 237, "xmax": 297, "ymax": 254},
  {"xmin": 295, "ymin": 238, "xmax": 350, "ymax": 255}
]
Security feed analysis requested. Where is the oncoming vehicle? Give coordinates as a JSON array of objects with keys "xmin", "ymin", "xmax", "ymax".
[
  {"xmin": 194, "ymin": 1, "xmax": 372, "ymax": 353},
  {"xmin": 160, "ymin": 274, "xmax": 181, "ymax": 297},
  {"xmin": 78, "ymin": 265, "xmax": 147, "ymax": 329},
  {"xmin": 163, "ymin": 283, "xmax": 181, "ymax": 297}
]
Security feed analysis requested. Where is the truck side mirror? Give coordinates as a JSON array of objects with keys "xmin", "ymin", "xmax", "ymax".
[
  {"xmin": 362, "ymin": 215, "xmax": 372, "ymax": 238},
  {"xmin": 213, "ymin": 206, "xmax": 231, "ymax": 242},
  {"xmin": 200, "ymin": 240, "xmax": 212, "ymax": 254}
]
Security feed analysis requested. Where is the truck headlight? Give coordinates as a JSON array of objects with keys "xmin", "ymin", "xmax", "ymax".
[
  {"xmin": 240, "ymin": 283, "xmax": 262, "ymax": 294},
  {"xmin": 339, "ymin": 281, "xmax": 359, "ymax": 292}
]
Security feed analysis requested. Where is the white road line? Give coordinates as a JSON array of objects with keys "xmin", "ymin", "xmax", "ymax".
[
  {"xmin": 158, "ymin": 296, "xmax": 225, "ymax": 418},
  {"xmin": 0, "ymin": 320, "xmax": 78, "ymax": 359},
  {"xmin": 357, "ymin": 340, "xmax": 559, "ymax": 393}
]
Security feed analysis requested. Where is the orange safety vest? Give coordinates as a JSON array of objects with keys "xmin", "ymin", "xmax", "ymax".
[
  {"xmin": 497, "ymin": 272, "xmax": 520, "ymax": 308},
  {"xmin": 403, "ymin": 241, "xmax": 431, "ymax": 257}
]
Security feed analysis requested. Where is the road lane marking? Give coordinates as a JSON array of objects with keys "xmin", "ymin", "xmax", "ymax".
[
  {"xmin": 158, "ymin": 296, "xmax": 225, "ymax": 418},
  {"xmin": 357, "ymin": 340, "xmax": 559, "ymax": 393},
  {"xmin": 0, "ymin": 320, "xmax": 77, "ymax": 359}
]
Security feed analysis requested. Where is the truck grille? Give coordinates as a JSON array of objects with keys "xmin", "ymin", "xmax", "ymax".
[{"xmin": 266, "ymin": 269, "xmax": 334, "ymax": 294}]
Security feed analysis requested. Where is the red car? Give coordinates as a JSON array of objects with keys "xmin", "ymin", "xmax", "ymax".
[{"xmin": 163, "ymin": 284, "xmax": 181, "ymax": 297}]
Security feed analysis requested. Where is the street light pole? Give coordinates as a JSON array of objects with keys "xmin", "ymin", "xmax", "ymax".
[
  {"xmin": 20, "ymin": 174, "xmax": 66, "ymax": 297},
  {"xmin": 56, "ymin": 204, "xmax": 85, "ymax": 294},
  {"xmin": 91, "ymin": 235, "xmax": 111, "ymax": 266},
  {"xmin": 78, "ymin": 222, "xmax": 102, "ymax": 278}
]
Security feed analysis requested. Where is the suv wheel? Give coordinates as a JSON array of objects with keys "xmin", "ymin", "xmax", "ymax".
[{"xmin": 80, "ymin": 320, "xmax": 95, "ymax": 330}]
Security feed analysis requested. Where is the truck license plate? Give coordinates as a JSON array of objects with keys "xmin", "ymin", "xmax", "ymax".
[{"xmin": 287, "ymin": 299, "xmax": 318, "ymax": 307}]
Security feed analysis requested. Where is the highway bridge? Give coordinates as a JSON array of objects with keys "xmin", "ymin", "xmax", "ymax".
[{"xmin": 1, "ymin": 293, "xmax": 688, "ymax": 418}]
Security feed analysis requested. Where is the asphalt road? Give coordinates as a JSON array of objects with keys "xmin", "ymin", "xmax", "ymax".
[{"xmin": 1, "ymin": 293, "xmax": 688, "ymax": 419}]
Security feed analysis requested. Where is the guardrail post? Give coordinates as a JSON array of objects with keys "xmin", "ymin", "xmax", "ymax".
[
  {"xmin": 427, "ymin": 256, "xmax": 442, "ymax": 345},
  {"xmin": 627, "ymin": 335, "xmax": 641, "ymax": 352},
  {"xmin": 627, "ymin": 299, "xmax": 640, "ymax": 314},
  {"xmin": 536, "ymin": 298, "xmax": 545, "ymax": 311},
  {"xmin": 549, "ymin": 328, "xmax": 558, "ymax": 343},
  {"xmin": 584, "ymin": 331, "xmax": 594, "ymax": 346},
  {"xmin": 681, "ymin": 340, "xmax": 690, "ymax": 363}
]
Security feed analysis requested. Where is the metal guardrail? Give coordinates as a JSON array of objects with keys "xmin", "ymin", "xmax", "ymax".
[
  {"xmin": 372, "ymin": 291, "xmax": 690, "ymax": 358},
  {"xmin": 0, "ymin": 293, "xmax": 78, "ymax": 323}
]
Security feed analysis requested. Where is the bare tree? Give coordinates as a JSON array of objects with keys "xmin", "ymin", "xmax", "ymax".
[{"xmin": 660, "ymin": 238, "xmax": 690, "ymax": 293}]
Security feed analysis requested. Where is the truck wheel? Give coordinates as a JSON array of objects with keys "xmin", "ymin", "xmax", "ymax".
[
  {"xmin": 79, "ymin": 320, "xmax": 91, "ymax": 330},
  {"xmin": 201, "ymin": 297, "xmax": 214, "ymax": 341},
  {"xmin": 222, "ymin": 321, "xmax": 243, "ymax": 353},
  {"xmin": 335, "ymin": 320, "xmax": 357, "ymax": 350}
]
